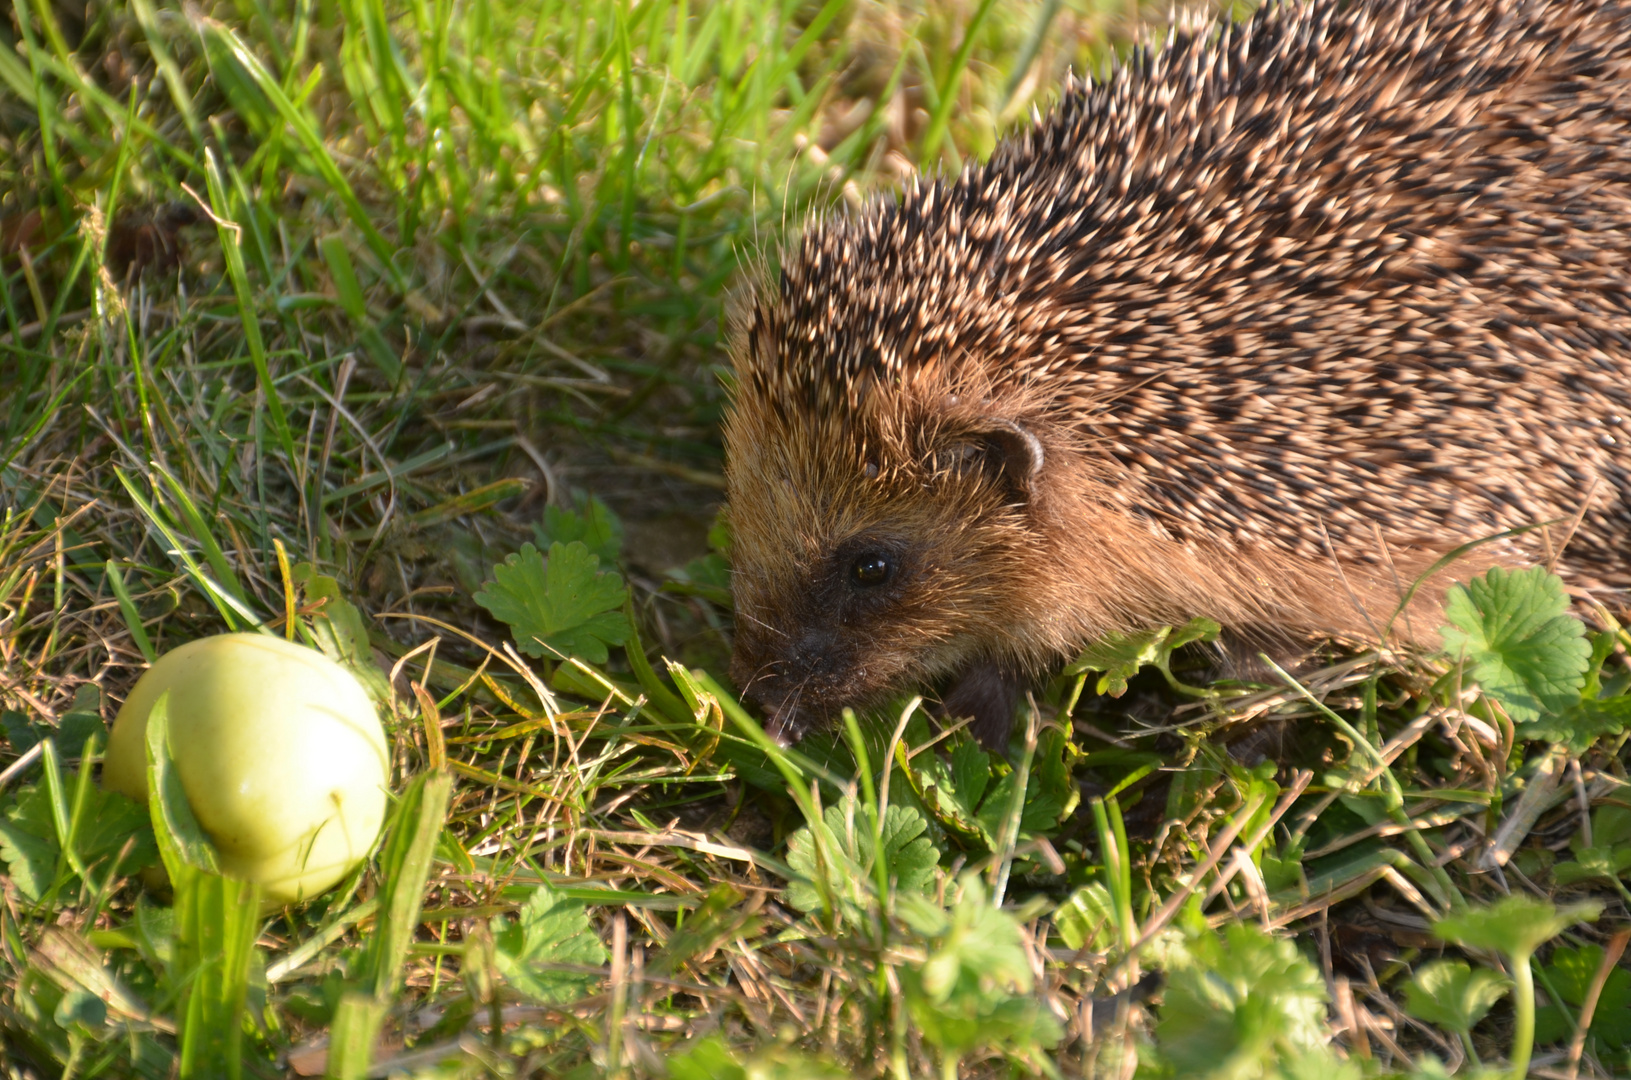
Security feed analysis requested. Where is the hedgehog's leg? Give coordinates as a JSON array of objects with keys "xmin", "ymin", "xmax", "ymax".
[{"xmin": 942, "ymin": 660, "xmax": 1024, "ymax": 750}]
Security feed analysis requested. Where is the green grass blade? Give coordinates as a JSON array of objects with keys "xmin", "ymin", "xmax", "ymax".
[
  {"xmin": 152, "ymin": 462, "xmax": 249, "ymax": 604},
  {"xmin": 144, "ymin": 692, "xmax": 222, "ymax": 877},
  {"xmin": 174, "ymin": 871, "xmax": 260, "ymax": 1080},
  {"xmin": 138, "ymin": 691, "xmax": 262, "ymax": 1078},
  {"xmin": 325, "ymin": 993, "xmax": 387, "ymax": 1080},
  {"xmin": 363, "ymin": 769, "xmax": 453, "ymax": 1000},
  {"xmin": 0, "ymin": 364, "xmax": 90, "ymax": 473},
  {"xmin": 920, "ymin": 0, "xmax": 1001, "ymax": 162},
  {"xmin": 10, "ymin": 4, "xmax": 71, "ymax": 218},
  {"xmin": 192, "ymin": 14, "xmax": 408, "ymax": 292},
  {"xmin": 38, "ymin": 737, "xmax": 78, "ymax": 887},
  {"xmin": 319, "ymin": 236, "xmax": 402, "ymax": 382},
  {"xmin": 62, "ymin": 730, "xmax": 100, "ymax": 883},
  {"xmin": 203, "ymin": 148, "xmax": 297, "ymax": 466},
  {"xmin": 105, "ymin": 560, "xmax": 157, "ymax": 664},
  {"xmin": 1091, "ymin": 796, "xmax": 1135, "ymax": 954},
  {"xmin": 129, "ymin": 0, "xmax": 204, "ymax": 149},
  {"xmin": 999, "ymin": 0, "xmax": 1063, "ymax": 115},
  {"xmin": 620, "ymin": 606, "xmax": 690, "ymax": 724},
  {"xmin": 115, "ymin": 466, "xmax": 262, "ymax": 632}
]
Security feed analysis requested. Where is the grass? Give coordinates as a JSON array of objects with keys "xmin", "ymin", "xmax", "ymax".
[{"xmin": 2, "ymin": 0, "xmax": 1631, "ymax": 1076}]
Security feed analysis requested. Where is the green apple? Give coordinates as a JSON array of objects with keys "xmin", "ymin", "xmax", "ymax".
[{"xmin": 104, "ymin": 633, "xmax": 390, "ymax": 906}]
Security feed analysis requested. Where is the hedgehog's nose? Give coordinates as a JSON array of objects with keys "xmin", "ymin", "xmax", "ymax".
[{"xmin": 788, "ymin": 630, "xmax": 836, "ymax": 671}]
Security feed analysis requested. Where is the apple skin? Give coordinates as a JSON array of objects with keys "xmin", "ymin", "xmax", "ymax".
[{"xmin": 104, "ymin": 633, "xmax": 390, "ymax": 906}]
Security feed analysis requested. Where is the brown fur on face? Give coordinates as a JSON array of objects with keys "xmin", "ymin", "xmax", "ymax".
[
  {"xmin": 724, "ymin": 0, "xmax": 1631, "ymax": 747},
  {"xmin": 724, "ymin": 368, "xmax": 1053, "ymax": 744}
]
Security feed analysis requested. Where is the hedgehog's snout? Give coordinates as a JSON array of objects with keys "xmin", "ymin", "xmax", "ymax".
[{"xmin": 731, "ymin": 620, "xmax": 868, "ymax": 743}]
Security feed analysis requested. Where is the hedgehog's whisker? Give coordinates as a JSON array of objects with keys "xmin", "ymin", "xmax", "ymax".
[
  {"xmin": 734, "ymin": 608, "xmax": 788, "ymax": 639},
  {"xmin": 737, "ymin": 659, "xmax": 781, "ymax": 697}
]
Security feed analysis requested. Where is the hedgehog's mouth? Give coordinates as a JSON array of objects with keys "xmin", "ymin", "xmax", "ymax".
[
  {"xmin": 761, "ymin": 699, "xmax": 814, "ymax": 747},
  {"xmin": 738, "ymin": 659, "xmax": 1024, "ymax": 750},
  {"xmin": 741, "ymin": 678, "xmax": 857, "ymax": 747}
]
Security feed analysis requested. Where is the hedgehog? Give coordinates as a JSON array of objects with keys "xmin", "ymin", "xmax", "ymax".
[{"xmin": 722, "ymin": 0, "xmax": 1631, "ymax": 748}]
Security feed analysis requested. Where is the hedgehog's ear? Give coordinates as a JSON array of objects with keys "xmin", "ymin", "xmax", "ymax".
[
  {"xmin": 977, "ymin": 418, "xmax": 1045, "ymax": 503},
  {"xmin": 937, "ymin": 417, "xmax": 1044, "ymax": 506}
]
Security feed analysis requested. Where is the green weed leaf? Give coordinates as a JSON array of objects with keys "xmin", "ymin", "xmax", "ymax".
[
  {"xmin": 1592, "ymin": 804, "xmax": 1631, "ymax": 849},
  {"xmin": 1401, "ymin": 960, "xmax": 1508, "ymax": 1035},
  {"xmin": 668, "ymin": 1037, "xmax": 745, "ymax": 1080},
  {"xmin": 913, "ymin": 744, "xmax": 991, "ymax": 843},
  {"xmin": 949, "ymin": 739, "xmax": 990, "ymax": 810},
  {"xmin": 534, "ymin": 494, "xmax": 623, "ymax": 565},
  {"xmin": 1517, "ymin": 695, "xmax": 1631, "ymax": 755},
  {"xmin": 1433, "ymin": 894, "xmax": 1601, "ymax": 959},
  {"xmin": 1065, "ymin": 626, "xmax": 1170, "ymax": 697},
  {"xmin": 1401, "ymin": 1056, "xmax": 1505, "ymax": 1080},
  {"xmin": 475, "ymin": 542, "xmax": 631, "ymax": 664},
  {"xmin": 1065, "ymin": 617, "xmax": 1220, "ymax": 697},
  {"xmin": 785, "ymin": 798, "xmax": 937, "ymax": 922},
  {"xmin": 1054, "ymin": 883, "xmax": 1116, "ymax": 953},
  {"xmin": 1156, "ymin": 922, "xmax": 1329, "ymax": 1078},
  {"xmin": 1271, "ymin": 1047, "xmax": 1369, "ymax": 1080},
  {"xmin": 291, "ymin": 564, "xmax": 391, "ymax": 702},
  {"xmin": 0, "ymin": 781, "xmax": 154, "ymax": 901},
  {"xmin": 0, "ymin": 785, "xmax": 57, "ymax": 901},
  {"xmin": 663, "ymin": 552, "xmax": 732, "ymax": 607},
  {"xmin": 978, "ymin": 768, "xmax": 1066, "ymax": 838},
  {"xmin": 2, "ymin": 695, "xmax": 105, "ymax": 759},
  {"xmin": 55, "ymin": 710, "xmax": 106, "ymax": 758},
  {"xmin": 53, "ymin": 988, "xmax": 107, "ymax": 1031},
  {"xmin": 491, "ymin": 882, "xmax": 609, "ymax": 1004},
  {"xmin": 1556, "ymin": 803, "xmax": 1631, "ymax": 885},
  {"xmin": 1440, "ymin": 566, "xmax": 1590, "ymax": 722},
  {"xmin": 1260, "ymin": 837, "xmax": 1307, "ymax": 894},
  {"xmin": 1, "ymin": 710, "xmax": 40, "ymax": 753},
  {"xmin": 911, "ymin": 735, "xmax": 1071, "ymax": 849},
  {"xmin": 1533, "ymin": 944, "xmax": 1631, "ymax": 1050},
  {"xmin": 668, "ymin": 1036, "xmax": 847, "ymax": 1080},
  {"xmin": 906, "ymin": 875, "xmax": 1062, "ymax": 1058},
  {"xmin": 917, "ymin": 879, "xmax": 1032, "ymax": 1001},
  {"xmin": 1552, "ymin": 845, "xmax": 1631, "ymax": 886}
]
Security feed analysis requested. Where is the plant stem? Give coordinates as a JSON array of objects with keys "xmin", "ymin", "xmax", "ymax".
[
  {"xmin": 1461, "ymin": 1029, "xmax": 1481, "ymax": 1069},
  {"xmin": 1510, "ymin": 951, "xmax": 1536, "ymax": 1080}
]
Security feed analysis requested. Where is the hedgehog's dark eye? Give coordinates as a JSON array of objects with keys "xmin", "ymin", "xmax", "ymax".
[{"xmin": 850, "ymin": 552, "xmax": 893, "ymax": 588}]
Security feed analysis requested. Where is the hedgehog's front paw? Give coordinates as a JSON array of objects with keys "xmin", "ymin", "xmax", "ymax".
[{"xmin": 940, "ymin": 660, "xmax": 1025, "ymax": 751}]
